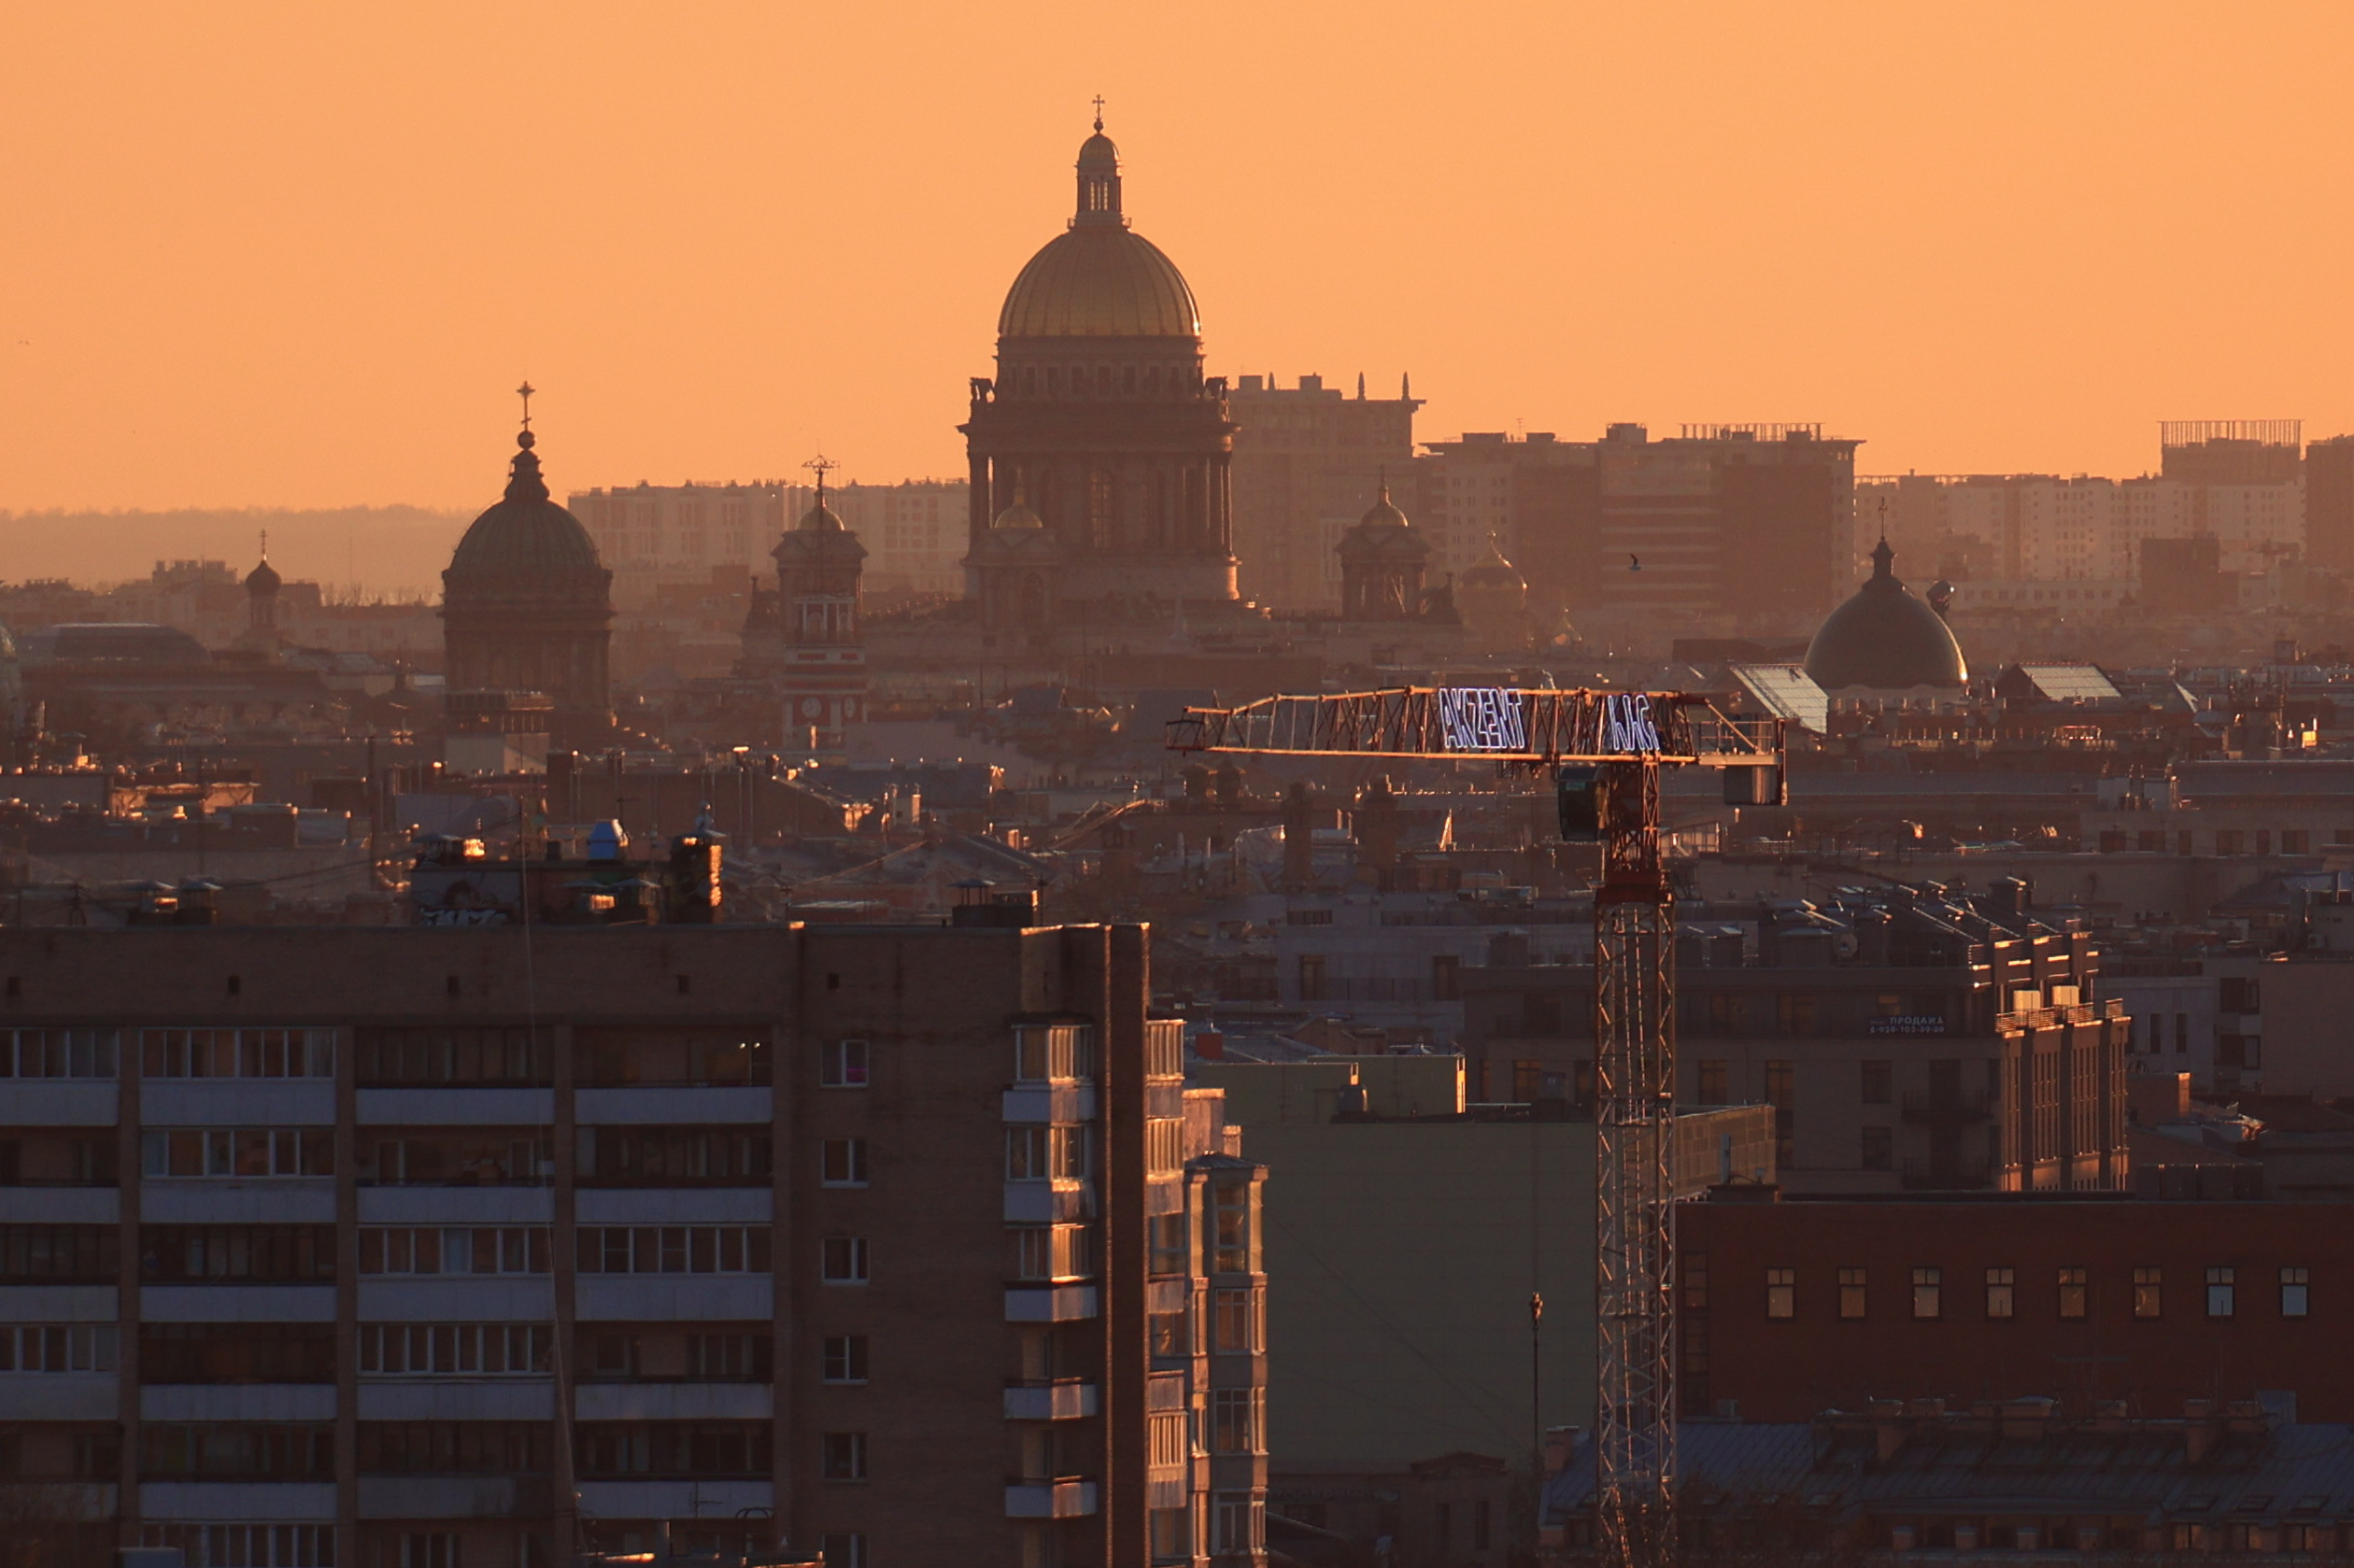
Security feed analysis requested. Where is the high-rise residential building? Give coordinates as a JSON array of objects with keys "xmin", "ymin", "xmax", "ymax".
[
  {"xmin": 1226, "ymin": 374, "xmax": 1419, "ymax": 612},
  {"xmin": 568, "ymin": 482, "xmax": 969, "ymax": 606},
  {"xmin": 1417, "ymin": 424, "xmax": 1859, "ymax": 626},
  {"xmin": 0, "ymin": 919, "xmax": 1266, "ymax": 1568},
  {"xmin": 2306, "ymin": 434, "xmax": 2354, "ymax": 572}
]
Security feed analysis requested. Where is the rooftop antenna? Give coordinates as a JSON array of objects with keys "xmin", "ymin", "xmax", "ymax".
[
  {"xmin": 517, "ymin": 381, "xmax": 535, "ymax": 431},
  {"xmin": 1092, "ymin": 94, "xmax": 1106, "ymax": 132}
]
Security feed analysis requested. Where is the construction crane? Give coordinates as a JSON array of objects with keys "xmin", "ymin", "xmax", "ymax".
[{"xmin": 1170, "ymin": 685, "xmax": 1785, "ymax": 1568}]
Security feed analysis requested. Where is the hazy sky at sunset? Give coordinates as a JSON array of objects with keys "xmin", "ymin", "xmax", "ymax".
[{"xmin": 5, "ymin": 2, "xmax": 2350, "ymax": 541}]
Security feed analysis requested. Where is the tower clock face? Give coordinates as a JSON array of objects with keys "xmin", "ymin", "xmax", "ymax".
[{"xmin": 801, "ymin": 697, "xmax": 824, "ymax": 718}]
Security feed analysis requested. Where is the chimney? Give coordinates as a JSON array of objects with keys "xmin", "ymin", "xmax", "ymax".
[
  {"xmin": 1281, "ymin": 782, "xmax": 1317, "ymax": 894},
  {"xmin": 1999, "ymin": 1396, "xmax": 2056, "ymax": 1445},
  {"xmin": 1194, "ymin": 1029, "xmax": 1225, "ymax": 1062},
  {"xmin": 2183, "ymin": 1399, "xmax": 2220, "ymax": 1463},
  {"xmin": 1868, "ymin": 1399, "xmax": 1906, "ymax": 1462}
]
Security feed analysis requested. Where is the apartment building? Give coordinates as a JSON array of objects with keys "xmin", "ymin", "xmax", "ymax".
[
  {"xmin": 1226, "ymin": 374, "xmax": 1419, "ymax": 612},
  {"xmin": 568, "ymin": 482, "xmax": 968, "ymax": 606},
  {"xmin": 1418, "ymin": 423, "xmax": 1858, "ymax": 626},
  {"xmin": 1458, "ymin": 884, "xmax": 2130, "ymax": 1194},
  {"xmin": 0, "ymin": 922, "xmax": 1266, "ymax": 1568}
]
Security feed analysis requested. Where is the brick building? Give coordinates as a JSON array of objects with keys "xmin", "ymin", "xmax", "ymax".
[
  {"xmin": 1679, "ymin": 1194, "xmax": 2351, "ymax": 1423},
  {"xmin": 0, "ymin": 922, "xmax": 1267, "ymax": 1568},
  {"xmin": 1459, "ymin": 883, "xmax": 2130, "ymax": 1194}
]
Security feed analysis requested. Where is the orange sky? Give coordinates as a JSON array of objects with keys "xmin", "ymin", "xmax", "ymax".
[{"xmin": 4, "ymin": 1, "xmax": 2351, "ymax": 531}]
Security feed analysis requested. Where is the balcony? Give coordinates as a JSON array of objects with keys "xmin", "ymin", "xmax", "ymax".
[
  {"xmin": 1899, "ymin": 1091, "xmax": 1993, "ymax": 1124},
  {"xmin": 1004, "ymin": 1379, "xmax": 1099, "ymax": 1421},
  {"xmin": 1006, "ymin": 1477, "xmax": 1099, "ymax": 1519},
  {"xmin": 1900, "ymin": 1157, "xmax": 1994, "ymax": 1192},
  {"xmin": 1005, "ymin": 1284, "xmax": 1099, "ymax": 1323}
]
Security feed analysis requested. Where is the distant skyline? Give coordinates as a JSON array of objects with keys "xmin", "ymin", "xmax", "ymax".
[{"xmin": 3, "ymin": 1, "xmax": 2350, "ymax": 535}]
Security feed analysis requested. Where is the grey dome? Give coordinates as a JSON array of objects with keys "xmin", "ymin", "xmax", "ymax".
[
  {"xmin": 446, "ymin": 431, "xmax": 607, "ymax": 595},
  {"xmin": 1804, "ymin": 540, "xmax": 1967, "ymax": 689}
]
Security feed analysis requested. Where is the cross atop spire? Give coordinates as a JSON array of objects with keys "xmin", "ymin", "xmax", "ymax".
[
  {"xmin": 1091, "ymin": 95, "xmax": 1106, "ymax": 133},
  {"xmin": 517, "ymin": 381, "xmax": 535, "ymax": 431},
  {"xmin": 803, "ymin": 453, "xmax": 838, "ymax": 504},
  {"xmin": 259, "ymin": 528, "xmax": 269, "ymax": 561}
]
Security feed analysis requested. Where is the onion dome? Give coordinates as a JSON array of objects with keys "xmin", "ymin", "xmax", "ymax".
[
  {"xmin": 1336, "ymin": 483, "xmax": 1430, "ymax": 562},
  {"xmin": 446, "ymin": 429, "xmax": 608, "ymax": 596},
  {"xmin": 997, "ymin": 120, "xmax": 1200, "ymax": 341},
  {"xmin": 244, "ymin": 541, "xmax": 281, "ymax": 598},
  {"xmin": 992, "ymin": 489, "xmax": 1046, "ymax": 530},
  {"xmin": 1460, "ymin": 534, "xmax": 1525, "ymax": 589},
  {"xmin": 1804, "ymin": 538, "xmax": 1968, "ymax": 689}
]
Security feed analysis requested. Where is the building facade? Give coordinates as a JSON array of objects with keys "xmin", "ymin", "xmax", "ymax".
[
  {"xmin": 1679, "ymin": 1194, "xmax": 2354, "ymax": 1423},
  {"xmin": 1417, "ymin": 423, "xmax": 1859, "ymax": 627},
  {"xmin": 1225, "ymin": 374, "xmax": 1419, "ymax": 612},
  {"xmin": 0, "ymin": 923, "xmax": 1266, "ymax": 1568}
]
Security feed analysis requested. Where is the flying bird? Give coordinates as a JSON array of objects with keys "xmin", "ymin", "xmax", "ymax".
[{"xmin": 1628, "ymin": 554, "xmax": 1642, "ymax": 572}]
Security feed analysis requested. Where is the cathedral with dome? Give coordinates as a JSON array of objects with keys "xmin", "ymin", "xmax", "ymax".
[
  {"xmin": 1804, "ymin": 537, "xmax": 1968, "ymax": 692},
  {"xmin": 959, "ymin": 116, "xmax": 1244, "ymax": 629},
  {"xmin": 441, "ymin": 415, "xmax": 615, "ymax": 749}
]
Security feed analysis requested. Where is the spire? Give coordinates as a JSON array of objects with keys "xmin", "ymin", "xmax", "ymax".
[
  {"xmin": 1356, "ymin": 373, "xmax": 1367, "ymax": 400},
  {"xmin": 1870, "ymin": 535, "xmax": 1895, "ymax": 582},
  {"xmin": 1074, "ymin": 105, "xmax": 1124, "ymax": 227}
]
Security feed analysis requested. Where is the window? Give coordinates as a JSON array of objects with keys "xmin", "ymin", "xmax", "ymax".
[
  {"xmin": 2282, "ymin": 1267, "xmax": 2311, "ymax": 1318},
  {"xmin": 2059, "ymin": 1266, "xmax": 2089, "ymax": 1320},
  {"xmin": 139, "ymin": 1525, "xmax": 334, "ymax": 1567},
  {"xmin": 1775, "ymin": 995, "xmax": 1815, "ymax": 1035},
  {"xmin": 821, "ymin": 1431, "xmax": 869, "ymax": 1480},
  {"xmin": 1213, "ymin": 1493, "xmax": 1264, "ymax": 1554},
  {"xmin": 822, "ymin": 1335, "xmax": 869, "ymax": 1384},
  {"xmin": 575, "ymin": 1421, "xmax": 768, "ymax": 1477},
  {"xmin": 1213, "ymin": 1287, "xmax": 1261, "ymax": 1351},
  {"xmin": 1861, "ymin": 1060, "xmax": 1892, "ymax": 1104},
  {"xmin": 1013, "ymin": 1224, "xmax": 1092, "ymax": 1281},
  {"xmin": 141, "ymin": 1028, "xmax": 333, "ymax": 1079},
  {"xmin": 360, "ymin": 1227, "xmax": 549, "ymax": 1276},
  {"xmin": 1212, "ymin": 1184, "xmax": 1253, "ymax": 1272},
  {"xmin": 143, "ymin": 1322, "xmax": 334, "ymax": 1383},
  {"xmin": 1766, "ymin": 1267, "xmax": 1795, "ymax": 1319},
  {"xmin": 1297, "ymin": 954, "xmax": 1326, "ymax": 1002},
  {"xmin": 140, "ymin": 1225, "xmax": 329, "ymax": 1283},
  {"xmin": 357, "ymin": 1025, "xmax": 552, "ymax": 1086},
  {"xmin": 0, "ymin": 1322, "xmax": 118, "ymax": 1372},
  {"xmin": 1706, "ymin": 994, "xmax": 1741, "ymax": 1036},
  {"xmin": 819, "ymin": 1039, "xmax": 869, "ymax": 1088},
  {"xmin": 584, "ymin": 1127, "xmax": 769, "ymax": 1184},
  {"xmin": 822, "ymin": 1236, "xmax": 870, "ymax": 1284},
  {"xmin": 1149, "ymin": 1309, "xmax": 1188, "ymax": 1359},
  {"xmin": 822, "ymin": 1138, "xmax": 869, "ymax": 1187},
  {"xmin": 1014, "ymin": 1025, "xmax": 1095, "ymax": 1082},
  {"xmin": 1985, "ymin": 1267, "xmax": 2015, "ymax": 1319},
  {"xmin": 2206, "ymin": 1266, "xmax": 2235, "ymax": 1319},
  {"xmin": 1148, "ymin": 1212, "xmax": 1188, "ymax": 1277},
  {"xmin": 1145, "ymin": 1118, "xmax": 1183, "ymax": 1176},
  {"xmin": 142, "ymin": 1129, "xmax": 333, "ymax": 1180},
  {"xmin": 575, "ymin": 1226, "xmax": 772, "ymax": 1275},
  {"xmin": 0, "ymin": 1029, "xmax": 119, "ymax": 1079},
  {"xmin": 2134, "ymin": 1267, "xmax": 2163, "ymax": 1319},
  {"xmin": 1860, "ymin": 1127, "xmax": 1893, "ymax": 1170},
  {"xmin": 1008, "ymin": 1125, "xmax": 1090, "ymax": 1181},
  {"xmin": 1695, "ymin": 1060, "xmax": 1728, "ymax": 1104},
  {"xmin": 1151, "ymin": 1411, "xmax": 1187, "ymax": 1467},
  {"xmin": 1911, "ymin": 1267, "xmax": 1941, "ymax": 1320},
  {"xmin": 1838, "ymin": 1267, "xmax": 1867, "ymax": 1320},
  {"xmin": 579, "ymin": 1030, "xmax": 770, "ymax": 1087},
  {"xmin": 143, "ymin": 1424, "xmax": 334, "ymax": 1479},
  {"xmin": 1682, "ymin": 1250, "xmax": 1709, "ymax": 1311},
  {"xmin": 358, "ymin": 1324, "xmax": 549, "ymax": 1376},
  {"xmin": 1431, "ymin": 954, "xmax": 1461, "ymax": 1001},
  {"xmin": 1145, "ymin": 1020, "xmax": 1184, "ymax": 1080},
  {"xmin": 1212, "ymin": 1388, "xmax": 1264, "ymax": 1454}
]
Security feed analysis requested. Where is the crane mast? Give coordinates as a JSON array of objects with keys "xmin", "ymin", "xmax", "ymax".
[{"xmin": 1171, "ymin": 685, "xmax": 1785, "ymax": 1568}]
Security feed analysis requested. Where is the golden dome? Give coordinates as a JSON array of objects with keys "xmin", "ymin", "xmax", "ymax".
[
  {"xmin": 997, "ymin": 122, "xmax": 1200, "ymax": 341},
  {"xmin": 993, "ymin": 492, "xmax": 1045, "ymax": 530}
]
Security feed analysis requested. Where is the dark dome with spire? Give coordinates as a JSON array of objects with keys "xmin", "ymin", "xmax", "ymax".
[
  {"xmin": 1804, "ymin": 539, "xmax": 1968, "ymax": 690},
  {"xmin": 243, "ymin": 554, "xmax": 281, "ymax": 598},
  {"xmin": 446, "ymin": 429, "xmax": 607, "ymax": 592}
]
